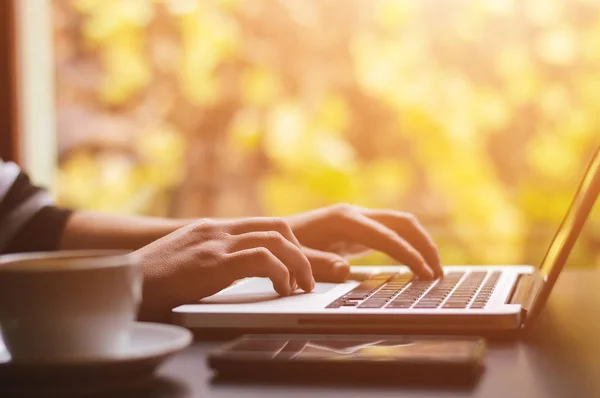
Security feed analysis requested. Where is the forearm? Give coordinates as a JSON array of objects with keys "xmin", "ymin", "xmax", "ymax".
[
  {"xmin": 59, "ymin": 212, "xmax": 309, "ymax": 252},
  {"xmin": 60, "ymin": 210, "xmax": 191, "ymax": 251}
]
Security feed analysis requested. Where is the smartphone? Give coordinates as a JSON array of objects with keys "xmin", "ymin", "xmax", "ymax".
[{"xmin": 208, "ymin": 334, "xmax": 486, "ymax": 386}]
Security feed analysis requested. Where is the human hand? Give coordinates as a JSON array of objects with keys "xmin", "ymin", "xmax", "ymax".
[
  {"xmin": 135, "ymin": 218, "xmax": 314, "ymax": 322},
  {"xmin": 287, "ymin": 204, "xmax": 442, "ymax": 280}
]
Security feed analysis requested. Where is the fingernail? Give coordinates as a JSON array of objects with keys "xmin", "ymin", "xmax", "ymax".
[
  {"xmin": 334, "ymin": 261, "xmax": 351, "ymax": 280},
  {"xmin": 423, "ymin": 267, "xmax": 435, "ymax": 280}
]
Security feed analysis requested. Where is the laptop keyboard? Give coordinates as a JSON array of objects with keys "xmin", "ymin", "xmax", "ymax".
[{"xmin": 326, "ymin": 271, "xmax": 502, "ymax": 310}]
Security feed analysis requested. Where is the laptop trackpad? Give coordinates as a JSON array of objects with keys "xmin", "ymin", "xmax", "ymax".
[{"xmin": 201, "ymin": 278, "xmax": 338, "ymax": 304}]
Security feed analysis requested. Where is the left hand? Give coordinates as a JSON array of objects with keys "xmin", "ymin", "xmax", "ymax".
[{"xmin": 287, "ymin": 204, "xmax": 442, "ymax": 282}]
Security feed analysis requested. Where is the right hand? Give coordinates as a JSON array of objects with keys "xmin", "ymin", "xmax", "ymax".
[{"xmin": 135, "ymin": 218, "xmax": 315, "ymax": 322}]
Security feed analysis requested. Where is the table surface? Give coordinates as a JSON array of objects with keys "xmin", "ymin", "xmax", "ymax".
[{"xmin": 139, "ymin": 269, "xmax": 600, "ymax": 398}]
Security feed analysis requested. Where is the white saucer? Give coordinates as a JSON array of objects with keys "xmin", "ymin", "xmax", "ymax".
[{"xmin": 0, "ymin": 322, "xmax": 192, "ymax": 397}]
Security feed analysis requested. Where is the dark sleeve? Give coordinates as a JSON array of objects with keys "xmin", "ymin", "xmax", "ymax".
[{"xmin": 0, "ymin": 170, "xmax": 73, "ymax": 254}]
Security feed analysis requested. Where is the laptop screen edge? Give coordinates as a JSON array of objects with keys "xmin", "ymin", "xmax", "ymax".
[{"xmin": 525, "ymin": 145, "xmax": 600, "ymax": 326}]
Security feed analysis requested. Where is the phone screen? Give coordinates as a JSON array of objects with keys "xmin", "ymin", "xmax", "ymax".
[{"xmin": 221, "ymin": 335, "xmax": 484, "ymax": 363}]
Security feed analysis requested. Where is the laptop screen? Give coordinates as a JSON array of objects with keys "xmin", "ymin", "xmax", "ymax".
[
  {"xmin": 539, "ymin": 146, "xmax": 600, "ymax": 278},
  {"xmin": 526, "ymin": 145, "xmax": 600, "ymax": 324}
]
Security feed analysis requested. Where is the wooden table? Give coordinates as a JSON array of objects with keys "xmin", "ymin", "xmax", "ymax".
[{"xmin": 132, "ymin": 269, "xmax": 600, "ymax": 398}]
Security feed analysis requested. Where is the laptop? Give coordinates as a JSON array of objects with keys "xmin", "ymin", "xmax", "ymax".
[{"xmin": 174, "ymin": 146, "xmax": 600, "ymax": 332}]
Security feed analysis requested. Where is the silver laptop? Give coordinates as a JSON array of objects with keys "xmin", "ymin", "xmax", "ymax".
[{"xmin": 174, "ymin": 146, "xmax": 600, "ymax": 332}]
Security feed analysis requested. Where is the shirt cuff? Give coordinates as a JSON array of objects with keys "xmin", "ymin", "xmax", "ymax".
[{"xmin": 2, "ymin": 206, "xmax": 74, "ymax": 254}]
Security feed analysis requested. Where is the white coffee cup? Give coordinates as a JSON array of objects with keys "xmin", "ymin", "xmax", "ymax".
[{"xmin": 0, "ymin": 250, "xmax": 142, "ymax": 362}]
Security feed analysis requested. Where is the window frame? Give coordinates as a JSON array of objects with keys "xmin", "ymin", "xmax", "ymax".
[
  {"xmin": 0, "ymin": 0, "xmax": 20, "ymax": 163},
  {"xmin": 0, "ymin": 0, "xmax": 56, "ymax": 191}
]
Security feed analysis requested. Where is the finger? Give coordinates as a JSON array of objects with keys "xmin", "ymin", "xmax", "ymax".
[
  {"xmin": 223, "ymin": 248, "xmax": 292, "ymax": 296},
  {"xmin": 338, "ymin": 210, "xmax": 434, "ymax": 279},
  {"xmin": 290, "ymin": 276, "xmax": 298, "ymax": 291},
  {"xmin": 358, "ymin": 208, "xmax": 443, "ymax": 277},
  {"xmin": 326, "ymin": 241, "xmax": 372, "ymax": 259},
  {"xmin": 302, "ymin": 247, "xmax": 350, "ymax": 283},
  {"xmin": 229, "ymin": 232, "xmax": 315, "ymax": 292},
  {"xmin": 226, "ymin": 218, "xmax": 307, "ymax": 290},
  {"xmin": 227, "ymin": 217, "xmax": 302, "ymax": 247}
]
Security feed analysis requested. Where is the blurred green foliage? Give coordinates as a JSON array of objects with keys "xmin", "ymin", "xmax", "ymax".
[{"xmin": 53, "ymin": 0, "xmax": 599, "ymax": 266}]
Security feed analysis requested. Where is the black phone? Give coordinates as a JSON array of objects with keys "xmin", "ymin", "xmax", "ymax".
[{"xmin": 208, "ymin": 334, "xmax": 486, "ymax": 386}]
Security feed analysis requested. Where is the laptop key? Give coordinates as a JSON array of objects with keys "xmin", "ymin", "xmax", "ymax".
[
  {"xmin": 326, "ymin": 301, "xmax": 345, "ymax": 309},
  {"xmin": 413, "ymin": 273, "xmax": 464, "ymax": 309},
  {"xmin": 326, "ymin": 272, "xmax": 403, "ymax": 309},
  {"xmin": 340, "ymin": 278, "xmax": 389, "ymax": 299},
  {"xmin": 441, "ymin": 271, "xmax": 488, "ymax": 309},
  {"xmin": 414, "ymin": 303, "xmax": 440, "ymax": 309},
  {"xmin": 468, "ymin": 271, "xmax": 501, "ymax": 309},
  {"xmin": 385, "ymin": 280, "xmax": 434, "ymax": 309},
  {"xmin": 443, "ymin": 303, "xmax": 470, "ymax": 308},
  {"xmin": 357, "ymin": 277, "xmax": 413, "ymax": 309}
]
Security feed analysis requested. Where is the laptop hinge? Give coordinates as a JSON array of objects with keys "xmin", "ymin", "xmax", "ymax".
[{"xmin": 509, "ymin": 271, "xmax": 545, "ymax": 319}]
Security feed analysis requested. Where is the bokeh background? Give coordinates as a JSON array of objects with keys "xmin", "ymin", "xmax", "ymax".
[{"xmin": 52, "ymin": 0, "xmax": 600, "ymax": 266}]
